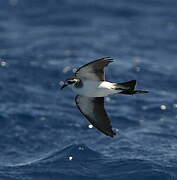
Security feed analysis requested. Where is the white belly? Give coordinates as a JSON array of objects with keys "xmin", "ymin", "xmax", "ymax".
[{"xmin": 71, "ymin": 81, "xmax": 117, "ymax": 97}]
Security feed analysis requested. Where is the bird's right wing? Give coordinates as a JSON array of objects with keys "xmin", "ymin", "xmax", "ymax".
[
  {"xmin": 75, "ymin": 95, "xmax": 116, "ymax": 137},
  {"xmin": 75, "ymin": 57, "xmax": 113, "ymax": 81}
]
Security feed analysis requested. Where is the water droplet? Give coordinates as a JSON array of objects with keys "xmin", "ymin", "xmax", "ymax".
[
  {"xmin": 173, "ymin": 104, "xmax": 177, "ymax": 108},
  {"xmin": 115, "ymin": 128, "xmax": 119, "ymax": 133},
  {"xmin": 88, "ymin": 124, "xmax": 93, "ymax": 128},
  {"xmin": 59, "ymin": 81, "xmax": 64, "ymax": 86},
  {"xmin": 160, "ymin": 105, "xmax": 167, "ymax": 110},
  {"xmin": 78, "ymin": 146, "xmax": 84, "ymax": 151},
  {"xmin": 1, "ymin": 61, "xmax": 7, "ymax": 66},
  {"xmin": 63, "ymin": 66, "xmax": 71, "ymax": 73},
  {"xmin": 69, "ymin": 156, "xmax": 73, "ymax": 160}
]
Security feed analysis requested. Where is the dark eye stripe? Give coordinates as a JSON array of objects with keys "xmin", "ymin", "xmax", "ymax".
[{"xmin": 68, "ymin": 80, "xmax": 75, "ymax": 84}]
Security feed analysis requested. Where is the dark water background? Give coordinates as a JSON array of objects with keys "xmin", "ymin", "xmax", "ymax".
[{"xmin": 0, "ymin": 0, "xmax": 177, "ymax": 179}]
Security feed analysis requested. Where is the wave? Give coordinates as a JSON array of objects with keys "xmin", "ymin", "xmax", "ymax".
[
  {"xmin": 0, "ymin": 144, "xmax": 102, "ymax": 167},
  {"xmin": 0, "ymin": 144, "xmax": 175, "ymax": 180}
]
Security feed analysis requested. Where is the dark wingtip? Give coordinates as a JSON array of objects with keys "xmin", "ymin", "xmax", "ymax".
[
  {"xmin": 106, "ymin": 131, "xmax": 116, "ymax": 137},
  {"xmin": 135, "ymin": 90, "xmax": 149, "ymax": 94},
  {"xmin": 102, "ymin": 57, "xmax": 114, "ymax": 62},
  {"xmin": 132, "ymin": 80, "xmax": 137, "ymax": 83},
  {"xmin": 143, "ymin": 90, "xmax": 149, "ymax": 93}
]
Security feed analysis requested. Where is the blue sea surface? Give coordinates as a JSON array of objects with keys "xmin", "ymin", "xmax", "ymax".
[{"xmin": 0, "ymin": 0, "xmax": 177, "ymax": 179}]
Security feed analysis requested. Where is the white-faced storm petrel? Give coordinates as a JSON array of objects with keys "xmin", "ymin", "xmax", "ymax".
[{"xmin": 61, "ymin": 57, "xmax": 148, "ymax": 137}]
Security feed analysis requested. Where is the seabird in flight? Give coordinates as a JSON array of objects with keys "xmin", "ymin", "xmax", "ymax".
[{"xmin": 61, "ymin": 57, "xmax": 148, "ymax": 137}]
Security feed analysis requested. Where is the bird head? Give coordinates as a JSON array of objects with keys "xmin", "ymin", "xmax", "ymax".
[{"xmin": 60, "ymin": 77, "xmax": 80, "ymax": 89}]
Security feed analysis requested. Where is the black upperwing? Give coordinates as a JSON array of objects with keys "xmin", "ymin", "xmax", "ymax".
[{"xmin": 75, "ymin": 57, "xmax": 113, "ymax": 81}]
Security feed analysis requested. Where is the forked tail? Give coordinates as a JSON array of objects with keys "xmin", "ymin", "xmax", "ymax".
[{"xmin": 115, "ymin": 80, "xmax": 148, "ymax": 95}]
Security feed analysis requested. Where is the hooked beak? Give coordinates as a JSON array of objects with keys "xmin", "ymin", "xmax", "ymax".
[{"xmin": 60, "ymin": 83, "xmax": 68, "ymax": 90}]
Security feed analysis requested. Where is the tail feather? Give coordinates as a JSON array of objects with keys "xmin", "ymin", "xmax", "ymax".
[
  {"xmin": 116, "ymin": 80, "xmax": 136, "ymax": 91},
  {"xmin": 115, "ymin": 80, "xmax": 148, "ymax": 95},
  {"xmin": 133, "ymin": 90, "xmax": 149, "ymax": 94},
  {"xmin": 120, "ymin": 90, "xmax": 149, "ymax": 95}
]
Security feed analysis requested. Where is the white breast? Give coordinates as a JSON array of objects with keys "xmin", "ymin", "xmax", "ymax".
[{"xmin": 71, "ymin": 80, "xmax": 117, "ymax": 97}]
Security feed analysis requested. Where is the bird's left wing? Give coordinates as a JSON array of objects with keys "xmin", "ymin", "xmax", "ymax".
[
  {"xmin": 75, "ymin": 95, "xmax": 116, "ymax": 137},
  {"xmin": 75, "ymin": 57, "xmax": 113, "ymax": 81}
]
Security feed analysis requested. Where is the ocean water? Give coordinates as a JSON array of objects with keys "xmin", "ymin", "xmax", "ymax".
[{"xmin": 0, "ymin": 0, "xmax": 177, "ymax": 179}]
